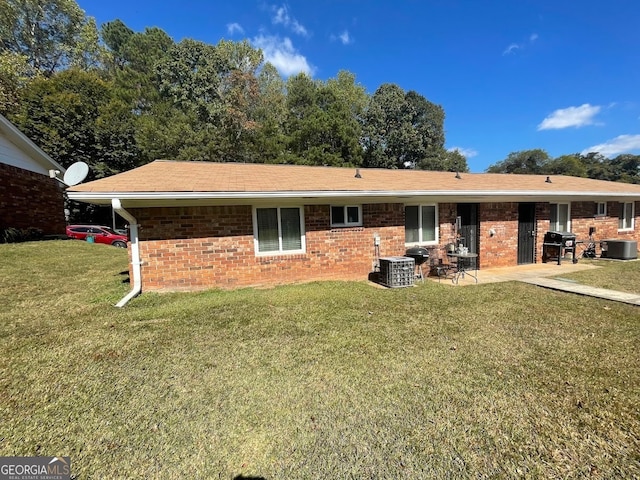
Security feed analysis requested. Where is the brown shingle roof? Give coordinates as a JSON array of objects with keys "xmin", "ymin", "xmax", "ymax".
[{"xmin": 67, "ymin": 160, "xmax": 640, "ymax": 197}]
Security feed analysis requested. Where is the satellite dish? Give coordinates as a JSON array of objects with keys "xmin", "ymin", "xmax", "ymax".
[{"xmin": 63, "ymin": 162, "xmax": 89, "ymax": 186}]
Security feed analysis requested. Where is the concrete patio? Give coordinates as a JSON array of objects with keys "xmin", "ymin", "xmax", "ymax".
[
  {"xmin": 426, "ymin": 261, "xmax": 599, "ymax": 285},
  {"xmin": 426, "ymin": 260, "xmax": 640, "ymax": 306}
]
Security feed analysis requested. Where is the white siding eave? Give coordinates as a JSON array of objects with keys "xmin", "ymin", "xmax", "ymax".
[
  {"xmin": 66, "ymin": 190, "xmax": 640, "ymax": 207},
  {"xmin": 0, "ymin": 114, "xmax": 65, "ymax": 175}
]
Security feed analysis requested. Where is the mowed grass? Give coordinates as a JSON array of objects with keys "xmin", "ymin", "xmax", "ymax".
[
  {"xmin": 554, "ymin": 258, "xmax": 640, "ymax": 294},
  {"xmin": 1, "ymin": 241, "xmax": 639, "ymax": 479}
]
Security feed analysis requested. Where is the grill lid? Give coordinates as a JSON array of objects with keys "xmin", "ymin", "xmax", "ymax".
[
  {"xmin": 405, "ymin": 247, "xmax": 430, "ymax": 265},
  {"xmin": 405, "ymin": 246, "xmax": 429, "ymax": 257}
]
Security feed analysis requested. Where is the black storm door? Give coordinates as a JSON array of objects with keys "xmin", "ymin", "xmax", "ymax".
[{"xmin": 518, "ymin": 203, "xmax": 536, "ymax": 264}]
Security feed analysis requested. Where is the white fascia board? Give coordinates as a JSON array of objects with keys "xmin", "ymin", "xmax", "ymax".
[{"xmin": 67, "ymin": 189, "xmax": 640, "ymax": 204}]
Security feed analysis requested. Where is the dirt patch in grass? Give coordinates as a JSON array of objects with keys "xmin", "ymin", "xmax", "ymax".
[{"xmin": 1, "ymin": 242, "xmax": 639, "ymax": 478}]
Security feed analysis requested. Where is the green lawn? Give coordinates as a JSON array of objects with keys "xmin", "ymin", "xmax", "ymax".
[
  {"xmin": 1, "ymin": 241, "xmax": 639, "ymax": 479},
  {"xmin": 553, "ymin": 258, "xmax": 640, "ymax": 294}
]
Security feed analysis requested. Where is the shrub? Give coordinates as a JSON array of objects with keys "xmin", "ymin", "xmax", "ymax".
[{"xmin": 0, "ymin": 227, "xmax": 44, "ymax": 243}]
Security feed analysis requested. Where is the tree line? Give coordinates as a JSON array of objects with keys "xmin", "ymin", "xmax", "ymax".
[
  {"xmin": 486, "ymin": 149, "xmax": 640, "ymax": 184},
  {"xmin": 0, "ymin": 0, "xmax": 467, "ymax": 183},
  {"xmin": 2, "ymin": 0, "xmax": 636, "ymax": 188}
]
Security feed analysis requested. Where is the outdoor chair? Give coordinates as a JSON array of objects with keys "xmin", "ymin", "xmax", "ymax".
[{"xmin": 429, "ymin": 247, "xmax": 458, "ymax": 282}]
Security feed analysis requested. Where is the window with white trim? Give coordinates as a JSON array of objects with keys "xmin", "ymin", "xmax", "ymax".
[
  {"xmin": 253, "ymin": 207, "xmax": 305, "ymax": 254},
  {"xmin": 618, "ymin": 202, "xmax": 635, "ymax": 231},
  {"xmin": 405, "ymin": 204, "xmax": 438, "ymax": 245},
  {"xmin": 550, "ymin": 203, "xmax": 570, "ymax": 232},
  {"xmin": 596, "ymin": 202, "xmax": 607, "ymax": 216},
  {"xmin": 331, "ymin": 205, "xmax": 362, "ymax": 227}
]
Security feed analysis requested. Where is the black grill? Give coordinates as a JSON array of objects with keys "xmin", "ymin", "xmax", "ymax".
[
  {"xmin": 542, "ymin": 231, "xmax": 578, "ymax": 264},
  {"xmin": 405, "ymin": 247, "xmax": 430, "ymax": 266},
  {"xmin": 543, "ymin": 231, "xmax": 576, "ymax": 247}
]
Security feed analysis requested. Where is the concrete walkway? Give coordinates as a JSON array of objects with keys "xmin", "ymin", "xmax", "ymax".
[
  {"xmin": 519, "ymin": 276, "xmax": 640, "ymax": 306},
  {"xmin": 426, "ymin": 261, "xmax": 640, "ymax": 306}
]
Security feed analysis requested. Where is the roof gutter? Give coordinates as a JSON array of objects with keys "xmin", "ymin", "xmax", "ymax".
[
  {"xmin": 68, "ymin": 189, "xmax": 640, "ymax": 202},
  {"xmin": 111, "ymin": 198, "xmax": 141, "ymax": 307}
]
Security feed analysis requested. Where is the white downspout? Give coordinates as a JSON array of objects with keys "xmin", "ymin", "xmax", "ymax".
[{"xmin": 112, "ymin": 198, "xmax": 142, "ymax": 307}]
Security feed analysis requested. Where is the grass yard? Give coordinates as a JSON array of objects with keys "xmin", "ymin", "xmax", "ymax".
[
  {"xmin": 1, "ymin": 241, "xmax": 639, "ymax": 479},
  {"xmin": 553, "ymin": 258, "xmax": 640, "ymax": 294}
]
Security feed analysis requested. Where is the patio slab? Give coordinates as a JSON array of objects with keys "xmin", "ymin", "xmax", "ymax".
[
  {"xmin": 426, "ymin": 262, "xmax": 599, "ymax": 286},
  {"xmin": 424, "ymin": 261, "xmax": 640, "ymax": 306}
]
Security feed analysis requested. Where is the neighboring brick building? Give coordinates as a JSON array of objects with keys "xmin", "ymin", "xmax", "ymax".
[
  {"xmin": 0, "ymin": 115, "xmax": 66, "ymax": 235},
  {"xmin": 68, "ymin": 160, "xmax": 640, "ymax": 293}
]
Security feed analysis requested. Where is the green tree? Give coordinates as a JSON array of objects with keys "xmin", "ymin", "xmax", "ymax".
[
  {"xmin": 100, "ymin": 19, "xmax": 134, "ymax": 71},
  {"xmin": 362, "ymin": 83, "xmax": 447, "ymax": 170},
  {"xmin": 284, "ymin": 72, "xmax": 364, "ymax": 166},
  {"xmin": 101, "ymin": 22, "xmax": 173, "ymax": 110},
  {"xmin": 0, "ymin": 51, "xmax": 36, "ymax": 115},
  {"xmin": 486, "ymin": 149, "xmax": 551, "ymax": 174},
  {"xmin": 153, "ymin": 38, "xmax": 266, "ymax": 162},
  {"xmin": 69, "ymin": 16, "xmax": 104, "ymax": 71},
  {"xmin": 0, "ymin": 0, "xmax": 92, "ymax": 75},
  {"xmin": 543, "ymin": 154, "xmax": 587, "ymax": 177},
  {"xmin": 253, "ymin": 62, "xmax": 287, "ymax": 162},
  {"xmin": 609, "ymin": 154, "xmax": 640, "ymax": 184},
  {"xmin": 13, "ymin": 69, "xmax": 138, "ymax": 176},
  {"xmin": 362, "ymin": 83, "xmax": 406, "ymax": 168},
  {"xmin": 420, "ymin": 148, "xmax": 469, "ymax": 173}
]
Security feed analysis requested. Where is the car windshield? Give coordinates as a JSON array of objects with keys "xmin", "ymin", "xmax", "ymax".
[{"xmin": 101, "ymin": 227, "xmax": 117, "ymax": 234}]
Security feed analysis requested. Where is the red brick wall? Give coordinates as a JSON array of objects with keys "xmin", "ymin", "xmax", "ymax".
[
  {"xmin": 0, "ymin": 162, "xmax": 66, "ymax": 235},
  {"xmin": 477, "ymin": 202, "xmax": 519, "ymax": 268},
  {"xmin": 126, "ymin": 199, "xmax": 640, "ymax": 291},
  {"xmin": 569, "ymin": 201, "xmax": 639, "ymax": 255},
  {"xmin": 130, "ymin": 204, "xmax": 405, "ymax": 291},
  {"xmin": 439, "ymin": 200, "xmax": 639, "ymax": 269}
]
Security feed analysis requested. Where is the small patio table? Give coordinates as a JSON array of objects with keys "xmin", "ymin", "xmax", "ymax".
[{"xmin": 446, "ymin": 252, "xmax": 479, "ymax": 284}]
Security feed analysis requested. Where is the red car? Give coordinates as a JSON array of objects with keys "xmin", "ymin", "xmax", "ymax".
[{"xmin": 66, "ymin": 225, "xmax": 128, "ymax": 248}]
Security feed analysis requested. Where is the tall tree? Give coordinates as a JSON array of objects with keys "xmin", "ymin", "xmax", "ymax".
[
  {"xmin": 284, "ymin": 72, "xmax": 364, "ymax": 166},
  {"xmin": 101, "ymin": 22, "xmax": 173, "ymax": 110},
  {"xmin": 420, "ymin": 148, "xmax": 469, "ymax": 173},
  {"xmin": 13, "ymin": 69, "xmax": 138, "ymax": 177},
  {"xmin": 543, "ymin": 154, "xmax": 587, "ymax": 177},
  {"xmin": 0, "ymin": 51, "xmax": 35, "ymax": 115},
  {"xmin": 486, "ymin": 149, "xmax": 551, "ymax": 174},
  {"xmin": 154, "ymin": 38, "xmax": 264, "ymax": 161},
  {"xmin": 362, "ymin": 83, "xmax": 448, "ymax": 170},
  {"xmin": 0, "ymin": 0, "xmax": 93, "ymax": 76},
  {"xmin": 253, "ymin": 62, "xmax": 287, "ymax": 162},
  {"xmin": 362, "ymin": 83, "xmax": 406, "ymax": 169},
  {"xmin": 609, "ymin": 154, "xmax": 640, "ymax": 184}
]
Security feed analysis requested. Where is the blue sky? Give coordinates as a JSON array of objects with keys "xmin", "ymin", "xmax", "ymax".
[{"xmin": 77, "ymin": 0, "xmax": 640, "ymax": 172}]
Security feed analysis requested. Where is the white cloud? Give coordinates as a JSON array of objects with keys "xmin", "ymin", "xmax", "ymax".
[
  {"xmin": 226, "ymin": 22, "xmax": 244, "ymax": 35},
  {"xmin": 448, "ymin": 146, "xmax": 478, "ymax": 158},
  {"xmin": 502, "ymin": 43, "xmax": 520, "ymax": 55},
  {"xmin": 271, "ymin": 5, "xmax": 308, "ymax": 36},
  {"xmin": 331, "ymin": 30, "xmax": 353, "ymax": 45},
  {"xmin": 339, "ymin": 30, "xmax": 352, "ymax": 45},
  {"xmin": 251, "ymin": 35, "xmax": 313, "ymax": 77},
  {"xmin": 503, "ymin": 33, "xmax": 538, "ymax": 55},
  {"xmin": 581, "ymin": 134, "xmax": 640, "ymax": 157},
  {"xmin": 537, "ymin": 103, "xmax": 601, "ymax": 130}
]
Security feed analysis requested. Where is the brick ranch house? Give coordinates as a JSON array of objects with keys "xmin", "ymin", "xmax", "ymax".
[
  {"xmin": 67, "ymin": 160, "xmax": 640, "ymax": 296},
  {"xmin": 0, "ymin": 114, "xmax": 66, "ymax": 235}
]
